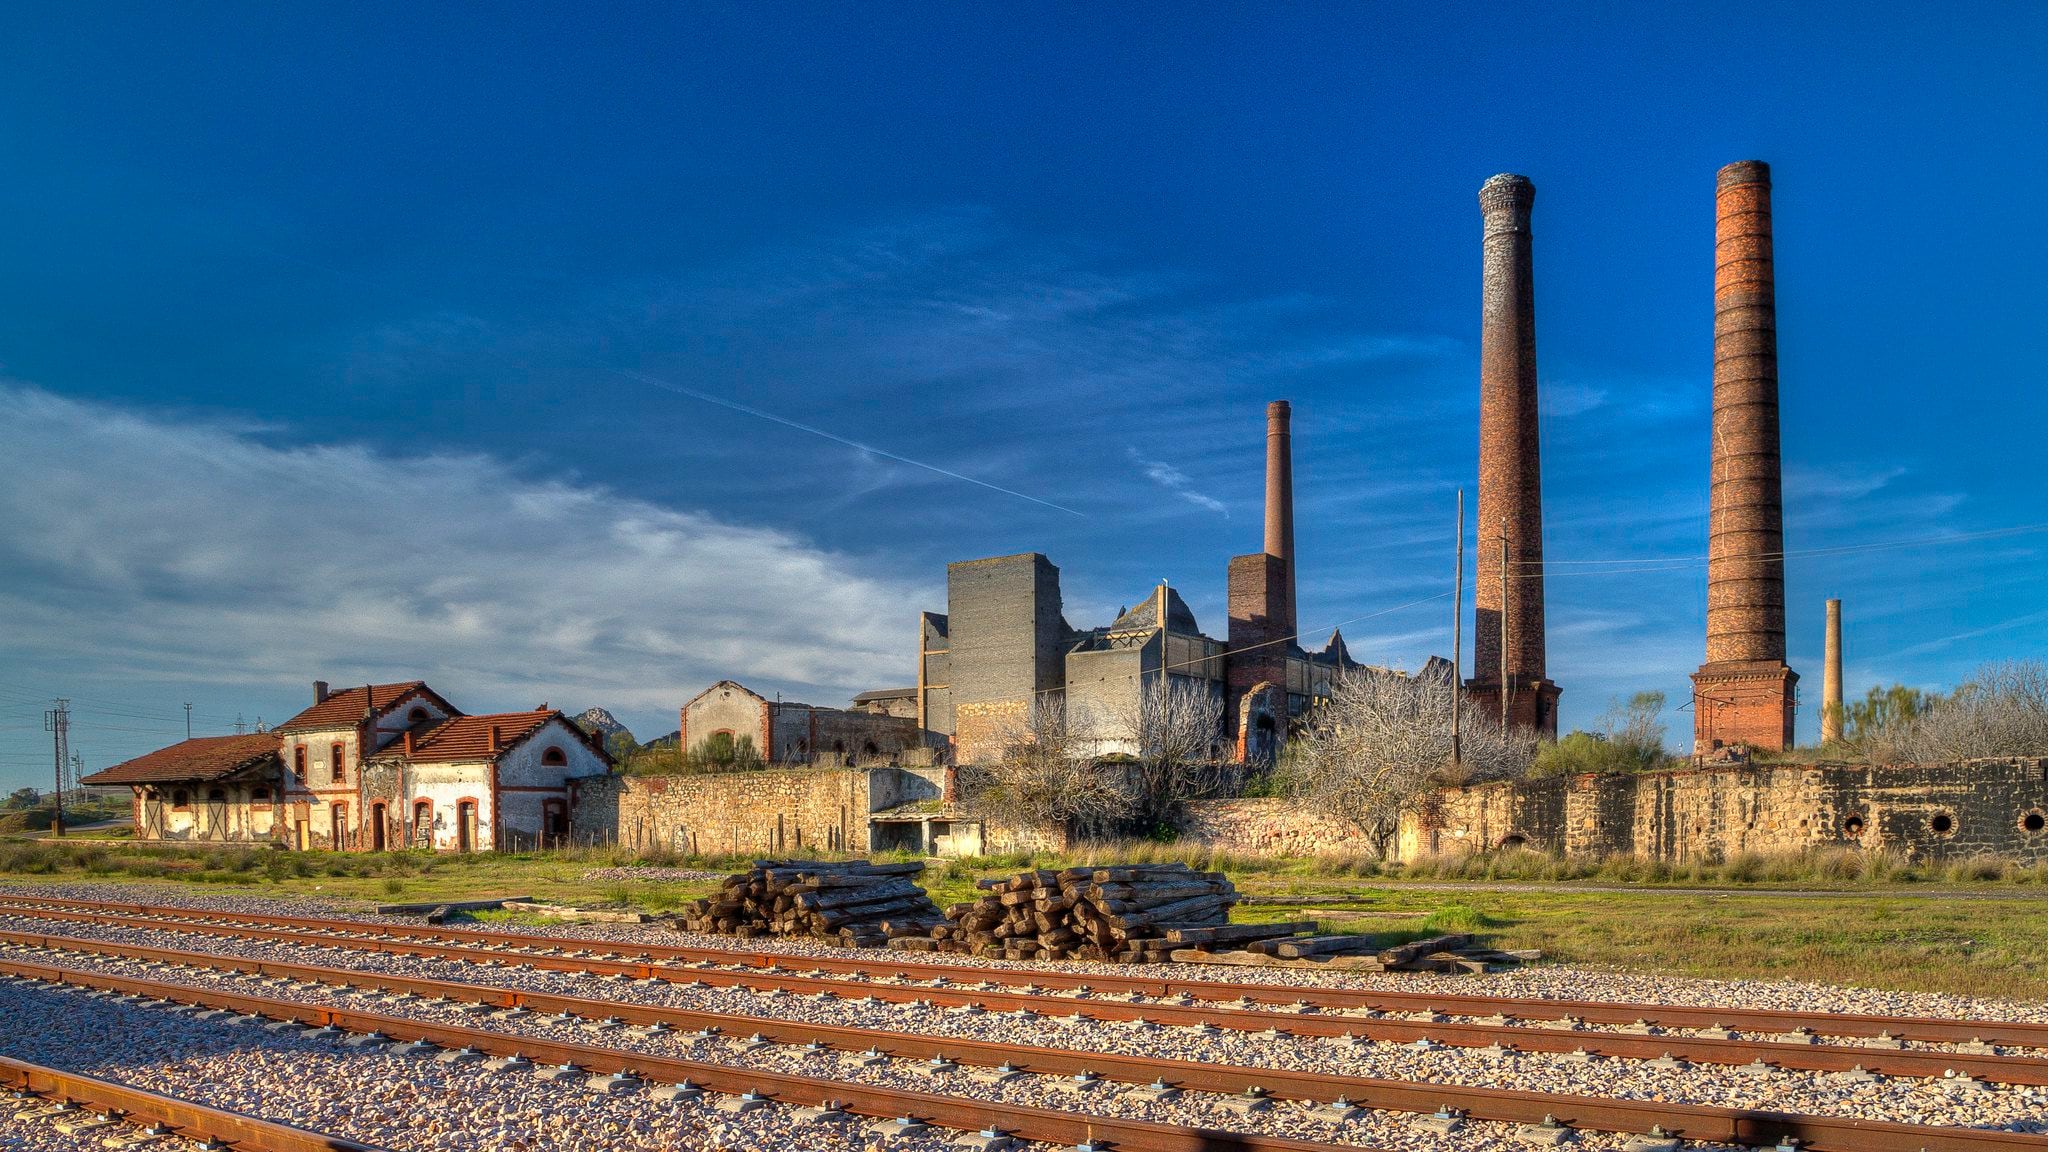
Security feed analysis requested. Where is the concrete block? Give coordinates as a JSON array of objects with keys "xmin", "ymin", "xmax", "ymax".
[
  {"xmin": 1516, "ymin": 1116, "xmax": 1576, "ymax": 1147},
  {"xmin": 712, "ymin": 1092, "xmax": 771, "ymax": 1114},
  {"xmin": 584, "ymin": 1072, "xmax": 643, "ymax": 1095},
  {"xmin": 951, "ymin": 1129, "xmax": 1019, "ymax": 1152},
  {"xmin": 1126, "ymin": 1079, "xmax": 1180, "ymax": 1103},
  {"xmin": 651, "ymin": 1081, "xmax": 703, "ymax": 1104},
  {"xmin": 435, "ymin": 1047, "xmax": 488, "ymax": 1065},
  {"xmin": 482, "ymin": 1055, "xmax": 534, "ymax": 1074},
  {"xmin": 867, "ymin": 1117, "xmax": 929, "ymax": 1138}
]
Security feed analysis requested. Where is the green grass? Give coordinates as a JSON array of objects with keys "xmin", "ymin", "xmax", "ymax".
[{"xmin": 4, "ymin": 839, "xmax": 2047, "ymax": 998}]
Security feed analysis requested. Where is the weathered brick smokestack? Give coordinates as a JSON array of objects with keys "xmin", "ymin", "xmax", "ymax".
[
  {"xmin": 1263, "ymin": 399, "xmax": 1296, "ymax": 637},
  {"xmin": 1468, "ymin": 173, "xmax": 1558, "ymax": 736},
  {"xmin": 1692, "ymin": 160, "xmax": 1798, "ymax": 753},
  {"xmin": 1821, "ymin": 598, "xmax": 1844, "ymax": 743}
]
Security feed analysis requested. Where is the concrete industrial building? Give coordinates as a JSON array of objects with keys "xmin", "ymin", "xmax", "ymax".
[
  {"xmin": 678, "ymin": 680, "xmax": 944, "ymax": 766},
  {"xmin": 916, "ymin": 402, "xmax": 1359, "ymax": 765}
]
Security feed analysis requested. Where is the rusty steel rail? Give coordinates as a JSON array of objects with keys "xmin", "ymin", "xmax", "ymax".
[
  {"xmin": 0, "ymin": 958, "xmax": 1366, "ymax": 1152},
  {"xmin": 4, "ymin": 937, "xmax": 2043, "ymax": 1151},
  {"xmin": 5, "ymin": 891, "xmax": 2042, "ymax": 1049},
  {"xmin": 7, "ymin": 918, "xmax": 2048, "ymax": 1089},
  {"xmin": 10, "ymin": 898, "xmax": 2048, "ymax": 1077},
  {"xmin": 0, "ymin": 1053, "xmax": 389, "ymax": 1152}
]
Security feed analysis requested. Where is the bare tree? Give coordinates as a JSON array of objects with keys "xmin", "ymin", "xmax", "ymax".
[
  {"xmin": 960, "ymin": 697, "xmax": 1139, "ymax": 837},
  {"xmin": 1111, "ymin": 676, "xmax": 1229, "ymax": 827},
  {"xmin": 1278, "ymin": 668, "xmax": 1535, "ymax": 857},
  {"xmin": 1876, "ymin": 660, "xmax": 2048, "ymax": 762}
]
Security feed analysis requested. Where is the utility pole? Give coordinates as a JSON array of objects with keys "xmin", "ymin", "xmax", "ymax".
[
  {"xmin": 43, "ymin": 699, "xmax": 69, "ymax": 838},
  {"xmin": 70, "ymin": 753, "xmax": 83, "ymax": 801},
  {"xmin": 233, "ymin": 713, "xmax": 246, "ymax": 735},
  {"xmin": 1451, "ymin": 489, "xmax": 1464, "ymax": 767},
  {"xmin": 1498, "ymin": 531, "xmax": 1510, "ymax": 732},
  {"xmin": 184, "ymin": 703, "xmax": 192, "ymax": 740}
]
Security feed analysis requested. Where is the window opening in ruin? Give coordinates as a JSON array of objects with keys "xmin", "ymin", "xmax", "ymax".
[
  {"xmin": 207, "ymin": 788, "xmax": 226, "ymax": 803},
  {"xmin": 862, "ymin": 741, "xmax": 879, "ymax": 757},
  {"xmin": 541, "ymin": 746, "xmax": 567, "ymax": 767},
  {"xmin": 330, "ymin": 741, "xmax": 345, "ymax": 783},
  {"xmin": 1931, "ymin": 813, "xmax": 1955, "ymax": 835},
  {"xmin": 251, "ymin": 786, "xmax": 271, "ymax": 801},
  {"xmin": 1498, "ymin": 833, "xmax": 1528, "ymax": 851},
  {"xmin": 2025, "ymin": 811, "xmax": 2046, "ymax": 834},
  {"xmin": 171, "ymin": 789, "xmax": 190, "ymax": 808},
  {"xmin": 1843, "ymin": 815, "xmax": 1865, "ymax": 837},
  {"xmin": 293, "ymin": 746, "xmax": 306, "ymax": 780}
]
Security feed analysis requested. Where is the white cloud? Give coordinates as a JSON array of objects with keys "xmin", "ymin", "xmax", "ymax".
[
  {"xmin": 0, "ymin": 384, "xmax": 931, "ymax": 721},
  {"xmin": 1126, "ymin": 448, "xmax": 1228, "ymax": 516}
]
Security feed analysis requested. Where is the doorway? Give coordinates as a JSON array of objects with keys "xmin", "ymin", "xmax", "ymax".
[
  {"xmin": 456, "ymin": 800, "xmax": 477, "ymax": 853},
  {"xmin": 370, "ymin": 803, "xmax": 387, "ymax": 851}
]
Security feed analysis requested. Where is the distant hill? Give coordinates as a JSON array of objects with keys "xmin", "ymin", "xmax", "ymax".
[
  {"xmin": 574, "ymin": 707, "xmax": 634, "ymax": 745},
  {"xmin": 644, "ymin": 730, "xmax": 680, "ymax": 749}
]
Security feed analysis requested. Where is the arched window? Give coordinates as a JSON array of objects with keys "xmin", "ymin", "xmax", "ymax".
[
  {"xmin": 329, "ymin": 741, "xmax": 345, "ymax": 783},
  {"xmin": 408, "ymin": 707, "xmax": 428, "ymax": 723},
  {"xmin": 293, "ymin": 746, "xmax": 307, "ymax": 779},
  {"xmin": 207, "ymin": 788, "xmax": 226, "ymax": 803},
  {"xmin": 251, "ymin": 786, "xmax": 271, "ymax": 801},
  {"xmin": 541, "ymin": 747, "xmax": 567, "ymax": 767}
]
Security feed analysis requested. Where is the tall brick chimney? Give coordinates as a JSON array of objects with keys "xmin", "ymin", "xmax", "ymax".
[
  {"xmin": 313, "ymin": 680, "xmax": 329, "ymax": 704},
  {"xmin": 1821, "ymin": 599, "xmax": 1844, "ymax": 743},
  {"xmin": 1692, "ymin": 160, "xmax": 1798, "ymax": 753},
  {"xmin": 1466, "ymin": 173, "xmax": 1559, "ymax": 736},
  {"xmin": 1263, "ymin": 399, "xmax": 1296, "ymax": 637}
]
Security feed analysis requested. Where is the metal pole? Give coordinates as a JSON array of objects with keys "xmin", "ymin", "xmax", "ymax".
[
  {"xmin": 184, "ymin": 703, "xmax": 192, "ymax": 740},
  {"xmin": 1452, "ymin": 489, "xmax": 1464, "ymax": 766},
  {"xmin": 43, "ymin": 700, "xmax": 68, "ymax": 838},
  {"xmin": 1498, "ymin": 532, "xmax": 1510, "ymax": 731}
]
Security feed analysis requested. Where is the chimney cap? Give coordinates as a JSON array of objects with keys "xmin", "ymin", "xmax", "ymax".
[
  {"xmin": 1479, "ymin": 173, "xmax": 1535, "ymax": 214},
  {"xmin": 1266, "ymin": 400, "xmax": 1291, "ymax": 420},
  {"xmin": 1717, "ymin": 159, "xmax": 1770, "ymax": 187}
]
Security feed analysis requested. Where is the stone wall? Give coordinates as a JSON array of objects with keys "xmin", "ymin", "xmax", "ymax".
[
  {"xmin": 1397, "ymin": 757, "xmax": 2048, "ymax": 863},
  {"xmin": 569, "ymin": 765, "xmax": 948, "ymax": 855},
  {"xmin": 1179, "ymin": 797, "xmax": 1374, "ymax": 856}
]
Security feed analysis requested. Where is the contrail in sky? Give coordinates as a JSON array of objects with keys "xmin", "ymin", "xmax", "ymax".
[{"xmin": 257, "ymin": 246, "xmax": 1087, "ymax": 518}]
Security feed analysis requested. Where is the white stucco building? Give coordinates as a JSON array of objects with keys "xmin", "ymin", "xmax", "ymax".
[{"xmin": 86, "ymin": 679, "xmax": 611, "ymax": 853}]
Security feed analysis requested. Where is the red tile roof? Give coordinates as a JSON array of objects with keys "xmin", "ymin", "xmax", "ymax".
[
  {"xmin": 82, "ymin": 734, "xmax": 281, "ymax": 786},
  {"xmin": 399, "ymin": 710, "xmax": 570, "ymax": 764},
  {"xmin": 276, "ymin": 682, "xmax": 457, "ymax": 733}
]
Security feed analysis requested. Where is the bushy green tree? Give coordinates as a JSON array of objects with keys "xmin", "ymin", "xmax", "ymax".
[
  {"xmin": 682, "ymin": 731, "xmax": 763, "ymax": 772},
  {"xmin": 1532, "ymin": 691, "xmax": 1673, "ymax": 777}
]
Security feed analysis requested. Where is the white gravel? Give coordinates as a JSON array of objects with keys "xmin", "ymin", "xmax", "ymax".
[
  {"xmin": 8, "ymin": 882, "xmax": 2047, "ymax": 1026},
  {"xmin": 2, "ymin": 919, "xmax": 2041, "ymax": 1141}
]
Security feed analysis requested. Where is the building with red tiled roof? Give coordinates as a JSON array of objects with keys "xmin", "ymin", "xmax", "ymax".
[
  {"xmin": 97, "ymin": 678, "xmax": 610, "ymax": 853},
  {"xmin": 82, "ymin": 734, "xmax": 285, "ymax": 842},
  {"xmin": 365, "ymin": 709, "xmax": 610, "ymax": 852}
]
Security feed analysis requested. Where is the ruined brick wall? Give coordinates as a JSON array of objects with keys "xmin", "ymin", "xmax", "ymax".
[
  {"xmin": 1397, "ymin": 758, "xmax": 2048, "ymax": 863},
  {"xmin": 1179, "ymin": 798, "xmax": 1376, "ymax": 856},
  {"xmin": 571, "ymin": 766, "xmax": 872, "ymax": 855}
]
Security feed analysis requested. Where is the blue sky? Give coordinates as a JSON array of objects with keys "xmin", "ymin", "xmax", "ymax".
[{"xmin": 3, "ymin": 4, "xmax": 2045, "ymax": 787}]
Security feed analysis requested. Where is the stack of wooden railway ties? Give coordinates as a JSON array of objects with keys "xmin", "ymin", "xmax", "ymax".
[
  {"xmin": 674, "ymin": 859, "xmax": 948, "ymax": 948},
  {"xmin": 676, "ymin": 857, "xmax": 1528, "ymax": 972}
]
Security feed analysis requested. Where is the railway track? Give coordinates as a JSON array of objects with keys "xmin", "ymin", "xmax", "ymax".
[
  {"xmin": 0, "ymin": 1052, "xmax": 390, "ymax": 1152},
  {"xmin": 4, "ymin": 896, "xmax": 2045, "ymax": 1086},
  {"xmin": 4, "ymin": 892, "xmax": 2039, "ymax": 1049},
  {"xmin": 0, "ymin": 958, "xmax": 1370, "ymax": 1152},
  {"xmin": 1, "ymin": 931, "xmax": 2040, "ymax": 1152}
]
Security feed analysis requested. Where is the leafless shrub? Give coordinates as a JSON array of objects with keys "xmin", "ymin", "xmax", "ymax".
[
  {"xmin": 1105, "ymin": 677, "xmax": 1230, "ymax": 825},
  {"xmin": 1877, "ymin": 660, "xmax": 2048, "ymax": 762},
  {"xmin": 960, "ymin": 698, "xmax": 1140, "ymax": 836},
  {"xmin": 1278, "ymin": 668, "xmax": 1536, "ymax": 857}
]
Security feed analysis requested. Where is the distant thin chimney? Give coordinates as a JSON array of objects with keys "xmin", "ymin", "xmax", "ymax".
[
  {"xmin": 1263, "ymin": 400, "xmax": 1296, "ymax": 637},
  {"xmin": 362, "ymin": 684, "xmax": 374, "ymax": 720},
  {"xmin": 313, "ymin": 680, "xmax": 329, "ymax": 704}
]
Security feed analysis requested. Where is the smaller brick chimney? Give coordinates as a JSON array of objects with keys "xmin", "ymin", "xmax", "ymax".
[
  {"xmin": 403, "ymin": 730, "xmax": 415, "ymax": 756},
  {"xmin": 313, "ymin": 680, "xmax": 329, "ymax": 704},
  {"xmin": 362, "ymin": 685, "xmax": 374, "ymax": 721},
  {"xmin": 489, "ymin": 725, "xmax": 502, "ymax": 753}
]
